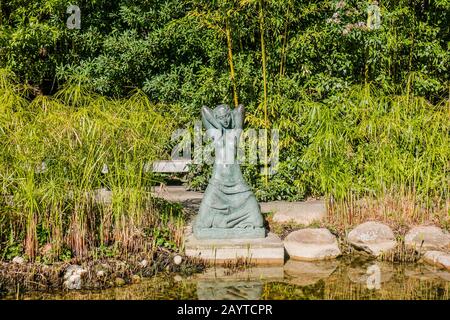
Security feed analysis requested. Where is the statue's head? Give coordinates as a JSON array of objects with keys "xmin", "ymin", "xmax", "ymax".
[{"xmin": 213, "ymin": 104, "xmax": 232, "ymax": 128}]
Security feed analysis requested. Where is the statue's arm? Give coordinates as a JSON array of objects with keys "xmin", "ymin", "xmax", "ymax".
[
  {"xmin": 201, "ymin": 106, "xmax": 220, "ymax": 130},
  {"xmin": 233, "ymin": 104, "xmax": 245, "ymax": 129}
]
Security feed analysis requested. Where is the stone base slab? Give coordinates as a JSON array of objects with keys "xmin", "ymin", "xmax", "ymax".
[
  {"xmin": 184, "ymin": 232, "xmax": 285, "ymax": 266},
  {"xmin": 193, "ymin": 227, "xmax": 266, "ymax": 239}
]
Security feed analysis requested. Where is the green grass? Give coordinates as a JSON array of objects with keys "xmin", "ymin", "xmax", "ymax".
[{"xmin": 0, "ymin": 69, "xmax": 182, "ymax": 261}]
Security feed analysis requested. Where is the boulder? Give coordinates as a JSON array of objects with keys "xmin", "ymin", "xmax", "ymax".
[
  {"xmin": 347, "ymin": 221, "xmax": 396, "ymax": 257},
  {"xmin": 405, "ymin": 226, "xmax": 450, "ymax": 252},
  {"xmin": 423, "ymin": 251, "xmax": 450, "ymax": 271},
  {"xmin": 261, "ymin": 200, "xmax": 326, "ymax": 226},
  {"xmin": 63, "ymin": 265, "xmax": 87, "ymax": 290},
  {"xmin": 284, "ymin": 228, "xmax": 341, "ymax": 261}
]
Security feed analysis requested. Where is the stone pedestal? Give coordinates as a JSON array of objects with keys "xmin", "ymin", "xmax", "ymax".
[{"xmin": 184, "ymin": 230, "xmax": 285, "ymax": 266}]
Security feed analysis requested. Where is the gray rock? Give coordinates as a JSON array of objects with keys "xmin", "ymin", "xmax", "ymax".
[
  {"xmin": 261, "ymin": 200, "xmax": 326, "ymax": 226},
  {"xmin": 12, "ymin": 256, "xmax": 25, "ymax": 265},
  {"xmin": 63, "ymin": 265, "xmax": 87, "ymax": 290},
  {"xmin": 405, "ymin": 226, "xmax": 450, "ymax": 252},
  {"xmin": 284, "ymin": 228, "xmax": 341, "ymax": 261},
  {"xmin": 423, "ymin": 251, "xmax": 450, "ymax": 271},
  {"xmin": 347, "ymin": 221, "xmax": 396, "ymax": 257}
]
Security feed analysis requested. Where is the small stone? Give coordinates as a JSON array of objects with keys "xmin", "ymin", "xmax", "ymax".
[
  {"xmin": 173, "ymin": 255, "xmax": 182, "ymax": 265},
  {"xmin": 284, "ymin": 260, "xmax": 338, "ymax": 286},
  {"xmin": 131, "ymin": 274, "xmax": 141, "ymax": 284},
  {"xmin": 174, "ymin": 275, "xmax": 183, "ymax": 282},
  {"xmin": 405, "ymin": 226, "xmax": 450, "ymax": 252},
  {"xmin": 96, "ymin": 270, "xmax": 106, "ymax": 277},
  {"xmin": 284, "ymin": 228, "xmax": 341, "ymax": 261},
  {"xmin": 139, "ymin": 259, "xmax": 149, "ymax": 268},
  {"xmin": 115, "ymin": 277, "xmax": 125, "ymax": 286},
  {"xmin": 347, "ymin": 221, "xmax": 396, "ymax": 257},
  {"xmin": 12, "ymin": 256, "xmax": 25, "ymax": 265},
  {"xmin": 423, "ymin": 251, "xmax": 450, "ymax": 271},
  {"xmin": 63, "ymin": 265, "xmax": 87, "ymax": 290}
]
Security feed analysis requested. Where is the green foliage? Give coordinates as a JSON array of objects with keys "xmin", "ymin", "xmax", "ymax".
[{"xmin": 1, "ymin": 0, "xmax": 448, "ymax": 101}]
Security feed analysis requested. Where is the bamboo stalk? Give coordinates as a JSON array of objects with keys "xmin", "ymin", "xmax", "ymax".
[
  {"xmin": 279, "ymin": 5, "xmax": 290, "ymax": 77},
  {"xmin": 226, "ymin": 18, "xmax": 239, "ymax": 107},
  {"xmin": 259, "ymin": 0, "xmax": 269, "ymax": 185}
]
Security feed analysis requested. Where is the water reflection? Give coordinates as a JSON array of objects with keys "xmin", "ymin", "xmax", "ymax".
[
  {"xmin": 347, "ymin": 261, "xmax": 393, "ymax": 286},
  {"xmin": 195, "ymin": 266, "xmax": 283, "ymax": 300},
  {"xmin": 3, "ymin": 260, "xmax": 450, "ymax": 300},
  {"xmin": 197, "ymin": 281, "xmax": 263, "ymax": 300},
  {"xmin": 284, "ymin": 260, "xmax": 338, "ymax": 286}
]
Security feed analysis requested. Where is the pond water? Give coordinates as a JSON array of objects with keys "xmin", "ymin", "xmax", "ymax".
[{"xmin": 6, "ymin": 259, "xmax": 450, "ymax": 300}]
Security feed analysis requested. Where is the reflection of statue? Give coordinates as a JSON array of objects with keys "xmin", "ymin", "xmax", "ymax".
[{"xmin": 193, "ymin": 104, "xmax": 265, "ymax": 239}]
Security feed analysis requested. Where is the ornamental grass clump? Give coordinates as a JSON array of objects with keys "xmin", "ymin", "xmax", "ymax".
[{"xmin": 0, "ymin": 69, "xmax": 181, "ymax": 261}]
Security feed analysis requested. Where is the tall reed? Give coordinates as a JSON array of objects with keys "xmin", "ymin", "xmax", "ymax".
[{"xmin": 0, "ymin": 69, "xmax": 180, "ymax": 261}]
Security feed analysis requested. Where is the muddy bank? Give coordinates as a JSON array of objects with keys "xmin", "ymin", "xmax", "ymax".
[{"xmin": 0, "ymin": 249, "xmax": 206, "ymax": 297}]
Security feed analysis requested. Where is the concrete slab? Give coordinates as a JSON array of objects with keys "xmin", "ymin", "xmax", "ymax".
[
  {"xmin": 184, "ymin": 232, "xmax": 285, "ymax": 266},
  {"xmin": 151, "ymin": 185, "xmax": 203, "ymax": 202},
  {"xmin": 261, "ymin": 200, "xmax": 327, "ymax": 226}
]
